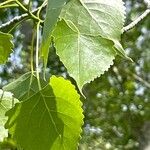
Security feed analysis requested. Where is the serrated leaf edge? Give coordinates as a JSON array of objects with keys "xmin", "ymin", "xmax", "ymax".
[
  {"xmin": 53, "ymin": 19, "xmax": 116, "ymax": 92},
  {"xmin": 50, "ymin": 76, "xmax": 84, "ymax": 147},
  {"xmin": 5, "ymin": 76, "xmax": 84, "ymax": 149}
]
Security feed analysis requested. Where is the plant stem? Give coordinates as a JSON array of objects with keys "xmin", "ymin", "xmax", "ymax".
[
  {"xmin": 0, "ymin": 91, "xmax": 4, "ymax": 102},
  {"xmin": 15, "ymin": 0, "xmax": 43, "ymax": 23},
  {"xmin": 28, "ymin": 0, "xmax": 32, "ymax": 11},
  {"xmin": 31, "ymin": 28, "xmax": 36, "ymax": 74},
  {"xmin": 37, "ymin": 0, "xmax": 47, "ymax": 18},
  {"xmin": 12, "ymin": 97, "xmax": 15, "ymax": 107},
  {"xmin": 36, "ymin": 21, "xmax": 42, "ymax": 90},
  {"xmin": 123, "ymin": 2, "xmax": 150, "ymax": 32},
  {"xmin": 0, "ymin": 3, "xmax": 46, "ymax": 30},
  {"xmin": 0, "ymin": 4, "xmax": 19, "ymax": 9},
  {"xmin": 15, "ymin": 0, "xmax": 28, "ymax": 12},
  {"xmin": 0, "ymin": 0, "xmax": 15, "ymax": 6}
]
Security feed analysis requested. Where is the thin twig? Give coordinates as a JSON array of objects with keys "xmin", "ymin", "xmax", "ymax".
[
  {"xmin": 132, "ymin": 73, "xmax": 150, "ymax": 88},
  {"xmin": 123, "ymin": 2, "xmax": 150, "ymax": 32},
  {"xmin": 15, "ymin": 0, "xmax": 28, "ymax": 12},
  {"xmin": 0, "ymin": 3, "xmax": 46, "ymax": 30},
  {"xmin": 119, "ymin": 68, "xmax": 150, "ymax": 89}
]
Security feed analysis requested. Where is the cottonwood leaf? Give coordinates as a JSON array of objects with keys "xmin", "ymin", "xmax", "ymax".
[
  {"xmin": 60, "ymin": 0, "xmax": 128, "ymax": 58},
  {"xmin": 0, "ymin": 32, "xmax": 13, "ymax": 64},
  {"xmin": 41, "ymin": 0, "xmax": 70, "ymax": 69},
  {"xmin": 52, "ymin": 20, "xmax": 116, "ymax": 90},
  {"xmin": 0, "ymin": 90, "xmax": 18, "ymax": 142},
  {"xmin": 3, "ymin": 72, "xmax": 47, "ymax": 101},
  {"xmin": 5, "ymin": 76, "xmax": 83, "ymax": 150}
]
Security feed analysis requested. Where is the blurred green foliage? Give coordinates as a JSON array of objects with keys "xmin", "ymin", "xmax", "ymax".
[{"xmin": 0, "ymin": 0, "xmax": 150, "ymax": 150}]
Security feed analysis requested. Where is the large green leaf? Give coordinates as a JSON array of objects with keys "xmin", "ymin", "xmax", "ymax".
[
  {"xmin": 40, "ymin": 0, "xmax": 70, "ymax": 68},
  {"xmin": 60, "ymin": 0, "xmax": 127, "ymax": 58},
  {"xmin": 3, "ymin": 72, "xmax": 47, "ymax": 101},
  {"xmin": 61, "ymin": 0, "xmax": 125, "ymax": 39},
  {"xmin": 0, "ymin": 32, "xmax": 13, "ymax": 64},
  {"xmin": 6, "ymin": 76, "xmax": 83, "ymax": 150},
  {"xmin": 52, "ymin": 20, "xmax": 116, "ymax": 90},
  {"xmin": 0, "ymin": 90, "xmax": 18, "ymax": 142}
]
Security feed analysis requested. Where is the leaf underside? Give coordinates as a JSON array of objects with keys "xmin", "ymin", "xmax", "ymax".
[{"xmin": 5, "ymin": 76, "xmax": 83, "ymax": 150}]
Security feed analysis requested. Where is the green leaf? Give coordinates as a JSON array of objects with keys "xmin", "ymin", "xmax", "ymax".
[
  {"xmin": 3, "ymin": 72, "xmax": 47, "ymax": 101},
  {"xmin": 60, "ymin": 0, "xmax": 128, "ymax": 58},
  {"xmin": 0, "ymin": 32, "xmax": 13, "ymax": 64},
  {"xmin": 61, "ymin": 0, "xmax": 125, "ymax": 38},
  {"xmin": 0, "ymin": 90, "xmax": 18, "ymax": 142},
  {"xmin": 40, "ymin": 0, "xmax": 70, "ymax": 68},
  {"xmin": 52, "ymin": 20, "xmax": 116, "ymax": 90},
  {"xmin": 6, "ymin": 76, "xmax": 83, "ymax": 150}
]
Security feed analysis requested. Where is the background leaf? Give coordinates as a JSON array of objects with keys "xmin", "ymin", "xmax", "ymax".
[
  {"xmin": 0, "ymin": 32, "xmax": 13, "ymax": 64},
  {"xmin": 0, "ymin": 90, "xmax": 18, "ymax": 142},
  {"xmin": 3, "ymin": 72, "xmax": 47, "ymax": 101},
  {"xmin": 5, "ymin": 76, "xmax": 83, "ymax": 150},
  {"xmin": 40, "ymin": 0, "xmax": 70, "ymax": 69}
]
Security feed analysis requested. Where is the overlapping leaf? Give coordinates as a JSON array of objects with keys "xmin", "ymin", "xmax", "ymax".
[
  {"xmin": 61, "ymin": 0, "xmax": 125, "ymax": 39},
  {"xmin": 5, "ymin": 76, "xmax": 83, "ymax": 150},
  {"xmin": 3, "ymin": 72, "xmax": 47, "ymax": 101},
  {"xmin": 60, "ymin": 0, "xmax": 127, "ymax": 57},
  {"xmin": 0, "ymin": 32, "xmax": 13, "ymax": 64},
  {"xmin": 41, "ymin": 0, "xmax": 70, "ymax": 68},
  {"xmin": 0, "ymin": 90, "xmax": 18, "ymax": 142},
  {"xmin": 51, "ymin": 0, "xmax": 128, "ymax": 91}
]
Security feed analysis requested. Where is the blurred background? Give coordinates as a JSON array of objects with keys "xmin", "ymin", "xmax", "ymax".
[{"xmin": 0, "ymin": 0, "xmax": 150, "ymax": 149}]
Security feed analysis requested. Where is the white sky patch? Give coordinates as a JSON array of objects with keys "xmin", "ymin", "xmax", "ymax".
[{"xmin": 24, "ymin": 0, "xmax": 29, "ymax": 5}]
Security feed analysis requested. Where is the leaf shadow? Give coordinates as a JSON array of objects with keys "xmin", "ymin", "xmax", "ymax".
[{"xmin": 5, "ymin": 84, "xmax": 65, "ymax": 150}]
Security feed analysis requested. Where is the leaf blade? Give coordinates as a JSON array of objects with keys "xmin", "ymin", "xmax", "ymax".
[
  {"xmin": 40, "ymin": 0, "xmax": 70, "ymax": 68},
  {"xmin": 6, "ymin": 76, "xmax": 83, "ymax": 150},
  {"xmin": 3, "ymin": 72, "xmax": 47, "ymax": 101},
  {"xmin": 52, "ymin": 20, "xmax": 116, "ymax": 90},
  {"xmin": 0, "ymin": 32, "xmax": 13, "ymax": 64},
  {"xmin": 0, "ymin": 90, "xmax": 18, "ymax": 142},
  {"xmin": 60, "ymin": 0, "xmax": 128, "ymax": 58}
]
